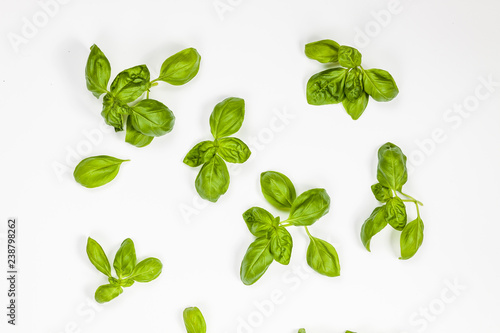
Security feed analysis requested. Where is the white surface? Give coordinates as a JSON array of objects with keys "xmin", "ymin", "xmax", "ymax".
[{"xmin": 1, "ymin": 0, "xmax": 500, "ymax": 332}]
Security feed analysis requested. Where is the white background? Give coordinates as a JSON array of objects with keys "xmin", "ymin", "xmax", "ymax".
[{"xmin": 1, "ymin": 0, "xmax": 500, "ymax": 332}]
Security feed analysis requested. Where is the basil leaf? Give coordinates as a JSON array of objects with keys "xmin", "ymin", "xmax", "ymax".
[
  {"xmin": 377, "ymin": 142, "xmax": 408, "ymax": 191},
  {"xmin": 338, "ymin": 45, "xmax": 362, "ymax": 68},
  {"xmin": 108, "ymin": 277, "xmax": 119, "ymax": 285},
  {"xmin": 298, "ymin": 329, "xmax": 306, "ymax": 333},
  {"xmin": 216, "ymin": 137, "xmax": 251, "ymax": 163},
  {"xmin": 158, "ymin": 48, "xmax": 201, "ymax": 86},
  {"xmin": 306, "ymin": 235, "xmax": 340, "ymax": 277},
  {"xmin": 183, "ymin": 141, "xmax": 216, "ymax": 167},
  {"xmin": 209, "ymin": 97, "xmax": 245, "ymax": 139},
  {"xmin": 362, "ymin": 68, "xmax": 399, "ymax": 102},
  {"xmin": 260, "ymin": 171, "xmax": 296, "ymax": 210},
  {"xmin": 288, "ymin": 189, "xmax": 330, "ymax": 226},
  {"xmin": 129, "ymin": 99, "xmax": 175, "ymax": 137},
  {"xmin": 129, "ymin": 257, "xmax": 162, "ymax": 282},
  {"xmin": 270, "ymin": 226, "xmax": 293, "ymax": 265},
  {"xmin": 195, "ymin": 155, "xmax": 230, "ymax": 202},
  {"xmin": 371, "ymin": 183, "xmax": 393, "ymax": 203},
  {"xmin": 110, "ymin": 65, "xmax": 150, "ymax": 103},
  {"xmin": 101, "ymin": 94, "xmax": 128, "ymax": 131},
  {"xmin": 385, "ymin": 197, "xmax": 407, "ymax": 231},
  {"xmin": 360, "ymin": 206, "xmax": 387, "ymax": 251},
  {"xmin": 86, "ymin": 237, "xmax": 111, "ymax": 277},
  {"xmin": 240, "ymin": 237, "xmax": 274, "ymax": 285},
  {"xmin": 400, "ymin": 217, "xmax": 424, "ymax": 260},
  {"xmin": 85, "ymin": 44, "xmax": 111, "ymax": 98},
  {"xmin": 95, "ymin": 284, "xmax": 123, "ymax": 303},
  {"xmin": 344, "ymin": 68, "xmax": 363, "ymax": 101},
  {"xmin": 183, "ymin": 307, "xmax": 207, "ymax": 333},
  {"xmin": 119, "ymin": 278, "xmax": 135, "ymax": 287},
  {"xmin": 342, "ymin": 91, "xmax": 369, "ymax": 120},
  {"xmin": 243, "ymin": 207, "xmax": 277, "ymax": 238},
  {"xmin": 74, "ymin": 155, "xmax": 129, "ymax": 188},
  {"xmin": 304, "ymin": 39, "xmax": 339, "ymax": 63},
  {"xmin": 125, "ymin": 116, "xmax": 154, "ymax": 148},
  {"xmin": 306, "ymin": 68, "xmax": 348, "ymax": 105},
  {"xmin": 113, "ymin": 238, "xmax": 137, "ymax": 279}
]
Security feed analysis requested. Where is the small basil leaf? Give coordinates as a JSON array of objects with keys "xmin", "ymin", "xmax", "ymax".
[
  {"xmin": 158, "ymin": 48, "xmax": 201, "ymax": 86},
  {"xmin": 85, "ymin": 44, "xmax": 111, "ymax": 98},
  {"xmin": 298, "ymin": 329, "xmax": 306, "ymax": 333},
  {"xmin": 74, "ymin": 155, "xmax": 129, "ymax": 188},
  {"xmin": 360, "ymin": 206, "xmax": 388, "ymax": 251},
  {"xmin": 306, "ymin": 68, "xmax": 348, "ymax": 105},
  {"xmin": 240, "ymin": 237, "xmax": 274, "ymax": 285},
  {"xmin": 129, "ymin": 257, "xmax": 162, "ymax": 282},
  {"xmin": 304, "ymin": 39, "xmax": 340, "ymax": 63},
  {"xmin": 371, "ymin": 183, "xmax": 393, "ymax": 203},
  {"xmin": 385, "ymin": 197, "xmax": 407, "ymax": 231},
  {"xmin": 306, "ymin": 235, "xmax": 340, "ymax": 277},
  {"xmin": 183, "ymin": 141, "xmax": 216, "ymax": 167},
  {"xmin": 86, "ymin": 237, "xmax": 111, "ymax": 277},
  {"xmin": 125, "ymin": 116, "xmax": 154, "ymax": 148},
  {"xmin": 113, "ymin": 238, "xmax": 137, "ymax": 279},
  {"xmin": 270, "ymin": 226, "xmax": 293, "ymax": 265},
  {"xmin": 129, "ymin": 99, "xmax": 175, "ymax": 137},
  {"xmin": 119, "ymin": 278, "xmax": 135, "ymax": 287},
  {"xmin": 183, "ymin": 307, "xmax": 207, "ymax": 333},
  {"xmin": 260, "ymin": 171, "xmax": 296, "ymax": 210},
  {"xmin": 95, "ymin": 284, "xmax": 123, "ymax": 303},
  {"xmin": 362, "ymin": 68, "xmax": 399, "ymax": 102},
  {"xmin": 342, "ymin": 91, "xmax": 369, "ymax": 120},
  {"xmin": 377, "ymin": 142, "xmax": 408, "ymax": 191},
  {"xmin": 288, "ymin": 189, "xmax": 330, "ymax": 226},
  {"xmin": 400, "ymin": 217, "xmax": 424, "ymax": 260},
  {"xmin": 243, "ymin": 207, "xmax": 277, "ymax": 238},
  {"xmin": 110, "ymin": 65, "xmax": 150, "ymax": 103},
  {"xmin": 344, "ymin": 68, "xmax": 364, "ymax": 101},
  {"xmin": 101, "ymin": 94, "xmax": 128, "ymax": 131},
  {"xmin": 209, "ymin": 97, "xmax": 245, "ymax": 139},
  {"xmin": 108, "ymin": 277, "xmax": 119, "ymax": 286},
  {"xmin": 195, "ymin": 155, "xmax": 230, "ymax": 202},
  {"xmin": 338, "ymin": 45, "xmax": 362, "ymax": 68},
  {"xmin": 216, "ymin": 137, "xmax": 251, "ymax": 163}
]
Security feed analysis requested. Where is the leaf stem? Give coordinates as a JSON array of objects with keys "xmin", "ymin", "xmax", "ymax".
[
  {"xmin": 398, "ymin": 191, "xmax": 423, "ymax": 206},
  {"xmin": 304, "ymin": 226, "xmax": 312, "ymax": 238},
  {"xmin": 280, "ymin": 223, "xmax": 292, "ymax": 228}
]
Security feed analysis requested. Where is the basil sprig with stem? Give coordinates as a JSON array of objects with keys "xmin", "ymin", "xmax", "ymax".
[
  {"xmin": 305, "ymin": 39, "xmax": 398, "ymax": 120},
  {"xmin": 240, "ymin": 171, "xmax": 340, "ymax": 285},
  {"xmin": 86, "ymin": 237, "xmax": 162, "ymax": 303},
  {"xmin": 361, "ymin": 142, "xmax": 425, "ymax": 260}
]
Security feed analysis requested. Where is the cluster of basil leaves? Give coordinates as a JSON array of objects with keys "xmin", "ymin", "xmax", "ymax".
[
  {"xmin": 361, "ymin": 142, "xmax": 424, "ymax": 260},
  {"xmin": 183, "ymin": 97, "xmax": 251, "ymax": 202},
  {"xmin": 86, "ymin": 237, "xmax": 162, "ymax": 303},
  {"xmin": 240, "ymin": 171, "xmax": 340, "ymax": 285},
  {"xmin": 305, "ymin": 39, "xmax": 399, "ymax": 120}
]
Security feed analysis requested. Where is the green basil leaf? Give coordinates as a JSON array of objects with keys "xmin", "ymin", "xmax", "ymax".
[
  {"xmin": 74, "ymin": 155, "xmax": 129, "ymax": 188},
  {"xmin": 287, "ymin": 189, "xmax": 330, "ymax": 226},
  {"xmin": 377, "ymin": 142, "xmax": 408, "ymax": 191},
  {"xmin": 306, "ymin": 68, "xmax": 348, "ymax": 105},
  {"xmin": 362, "ymin": 68, "xmax": 399, "ymax": 102},
  {"xmin": 101, "ymin": 94, "xmax": 128, "ymax": 131},
  {"xmin": 342, "ymin": 91, "xmax": 369, "ymax": 120},
  {"xmin": 129, "ymin": 99, "xmax": 175, "ymax": 137},
  {"xmin": 371, "ymin": 183, "xmax": 393, "ymax": 203},
  {"xmin": 183, "ymin": 141, "xmax": 216, "ymax": 167},
  {"xmin": 385, "ymin": 197, "xmax": 407, "ymax": 231},
  {"xmin": 158, "ymin": 48, "xmax": 201, "ymax": 86},
  {"xmin": 216, "ymin": 137, "xmax": 251, "ymax": 163},
  {"xmin": 400, "ymin": 217, "xmax": 424, "ymax": 260},
  {"xmin": 95, "ymin": 284, "xmax": 123, "ymax": 303},
  {"xmin": 306, "ymin": 235, "xmax": 340, "ymax": 277},
  {"xmin": 240, "ymin": 237, "xmax": 274, "ymax": 285},
  {"xmin": 129, "ymin": 257, "xmax": 162, "ymax": 282},
  {"xmin": 243, "ymin": 207, "xmax": 277, "ymax": 238},
  {"xmin": 183, "ymin": 307, "xmax": 207, "ymax": 333},
  {"xmin": 270, "ymin": 226, "xmax": 293, "ymax": 265},
  {"xmin": 338, "ymin": 45, "xmax": 362, "ymax": 68},
  {"xmin": 108, "ymin": 277, "xmax": 119, "ymax": 285},
  {"xmin": 119, "ymin": 278, "xmax": 135, "ymax": 287},
  {"xmin": 260, "ymin": 171, "xmax": 296, "ymax": 210},
  {"xmin": 304, "ymin": 39, "xmax": 340, "ymax": 63},
  {"xmin": 125, "ymin": 116, "xmax": 154, "ymax": 148},
  {"xmin": 113, "ymin": 238, "xmax": 137, "ymax": 279},
  {"xmin": 85, "ymin": 44, "xmax": 111, "ymax": 98},
  {"xmin": 360, "ymin": 206, "xmax": 388, "ymax": 251},
  {"xmin": 110, "ymin": 65, "xmax": 150, "ymax": 103},
  {"xmin": 86, "ymin": 237, "xmax": 111, "ymax": 277},
  {"xmin": 344, "ymin": 68, "xmax": 364, "ymax": 101},
  {"xmin": 209, "ymin": 97, "xmax": 245, "ymax": 139},
  {"xmin": 298, "ymin": 329, "xmax": 306, "ymax": 333},
  {"xmin": 195, "ymin": 155, "xmax": 230, "ymax": 202}
]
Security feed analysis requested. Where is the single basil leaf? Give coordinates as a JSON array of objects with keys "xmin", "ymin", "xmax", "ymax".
[
  {"xmin": 129, "ymin": 99, "xmax": 175, "ymax": 137},
  {"xmin": 306, "ymin": 235, "xmax": 340, "ymax": 277},
  {"xmin": 240, "ymin": 237, "xmax": 274, "ymax": 285},
  {"xmin": 270, "ymin": 226, "xmax": 293, "ymax": 265},
  {"xmin": 216, "ymin": 137, "xmax": 251, "ymax": 163},
  {"xmin": 101, "ymin": 94, "xmax": 128, "ymax": 131},
  {"xmin": 74, "ymin": 155, "xmax": 129, "ymax": 188},
  {"xmin": 363, "ymin": 68, "xmax": 399, "ymax": 102},
  {"xmin": 113, "ymin": 238, "xmax": 137, "ymax": 279},
  {"xmin": 400, "ymin": 217, "xmax": 424, "ymax": 260},
  {"xmin": 385, "ymin": 197, "xmax": 407, "ymax": 231},
  {"xmin": 183, "ymin": 141, "xmax": 216, "ymax": 167},
  {"xmin": 304, "ymin": 39, "xmax": 340, "ymax": 63},
  {"xmin": 344, "ymin": 68, "xmax": 363, "ymax": 101},
  {"xmin": 110, "ymin": 65, "xmax": 150, "ymax": 103},
  {"xmin": 183, "ymin": 307, "xmax": 207, "ymax": 333},
  {"xmin": 298, "ymin": 329, "xmax": 306, "ymax": 333},
  {"xmin": 306, "ymin": 68, "xmax": 348, "ymax": 105},
  {"xmin": 288, "ymin": 189, "xmax": 330, "ymax": 226},
  {"xmin": 377, "ymin": 142, "xmax": 408, "ymax": 191},
  {"xmin": 86, "ymin": 237, "xmax": 111, "ymax": 277},
  {"xmin": 129, "ymin": 257, "xmax": 162, "ymax": 282},
  {"xmin": 342, "ymin": 91, "xmax": 369, "ymax": 120},
  {"xmin": 85, "ymin": 44, "xmax": 111, "ymax": 98},
  {"xmin": 95, "ymin": 284, "xmax": 123, "ymax": 303},
  {"xmin": 371, "ymin": 183, "xmax": 393, "ymax": 202},
  {"xmin": 338, "ymin": 45, "xmax": 362, "ymax": 68},
  {"xmin": 209, "ymin": 97, "xmax": 245, "ymax": 139},
  {"xmin": 360, "ymin": 206, "xmax": 388, "ymax": 251},
  {"xmin": 158, "ymin": 48, "xmax": 201, "ymax": 86},
  {"xmin": 125, "ymin": 116, "xmax": 154, "ymax": 148},
  {"xmin": 195, "ymin": 155, "xmax": 230, "ymax": 202},
  {"xmin": 260, "ymin": 171, "xmax": 296, "ymax": 210},
  {"xmin": 243, "ymin": 207, "xmax": 277, "ymax": 238},
  {"xmin": 119, "ymin": 278, "xmax": 135, "ymax": 287}
]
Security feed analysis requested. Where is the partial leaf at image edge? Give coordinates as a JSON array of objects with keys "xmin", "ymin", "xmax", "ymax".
[{"xmin": 183, "ymin": 307, "xmax": 207, "ymax": 333}]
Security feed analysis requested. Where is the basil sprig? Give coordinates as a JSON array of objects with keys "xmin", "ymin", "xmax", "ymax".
[
  {"xmin": 305, "ymin": 39, "xmax": 399, "ymax": 120},
  {"xmin": 361, "ymin": 143, "xmax": 425, "ymax": 260},
  {"xmin": 240, "ymin": 171, "xmax": 340, "ymax": 285},
  {"xmin": 86, "ymin": 237, "xmax": 162, "ymax": 303}
]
